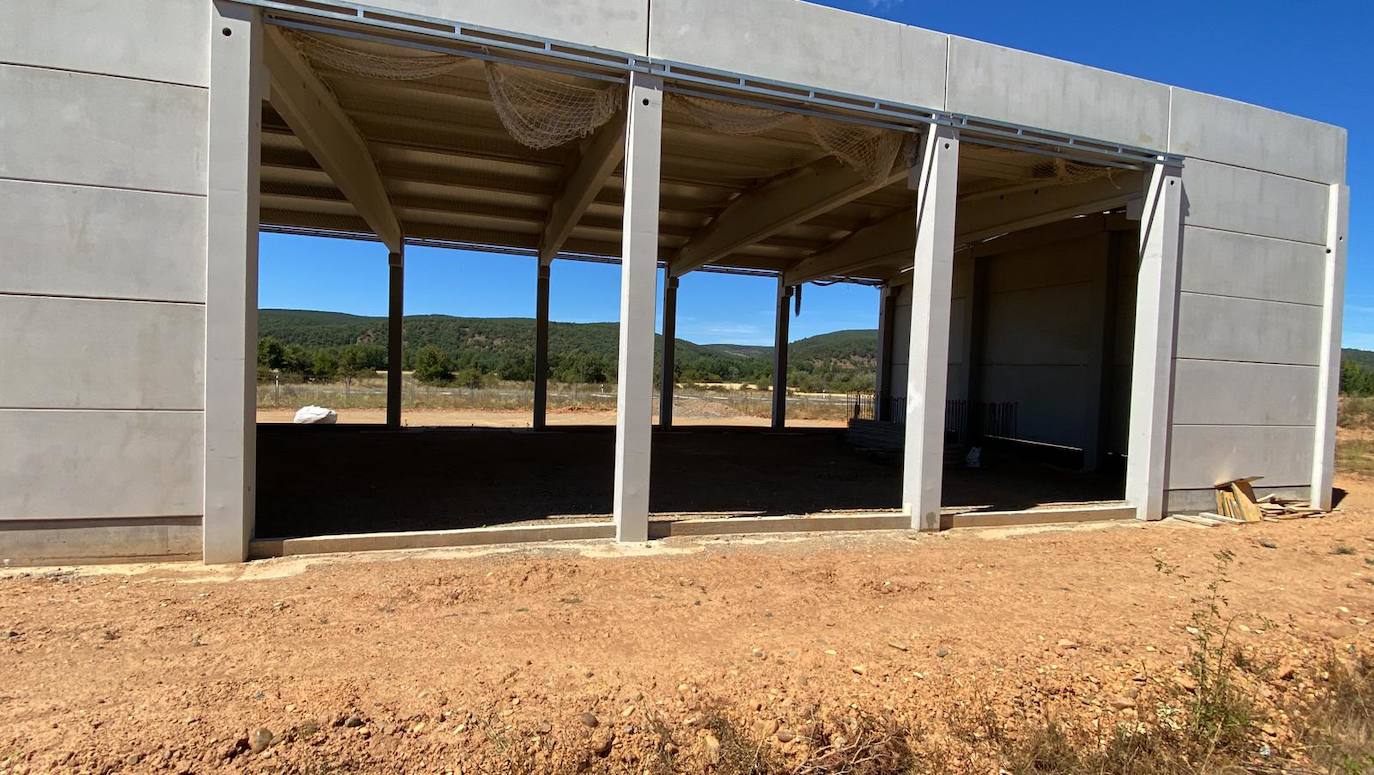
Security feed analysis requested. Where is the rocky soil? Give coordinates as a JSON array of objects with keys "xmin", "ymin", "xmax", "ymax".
[{"xmin": 2, "ymin": 479, "xmax": 1372, "ymax": 773}]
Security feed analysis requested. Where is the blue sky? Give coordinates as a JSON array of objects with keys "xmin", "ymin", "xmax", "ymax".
[{"xmin": 261, "ymin": 0, "xmax": 1368, "ymax": 347}]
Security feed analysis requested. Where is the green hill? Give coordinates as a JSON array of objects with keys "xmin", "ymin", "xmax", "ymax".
[{"xmin": 258, "ymin": 309, "xmax": 876, "ymax": 391}]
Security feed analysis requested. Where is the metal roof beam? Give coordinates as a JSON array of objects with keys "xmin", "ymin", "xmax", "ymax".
[
  {"xmin": 669, "ymin": 156, "xmax": 906, "ymax": 277},
  {"xmin": 784, "ymin": 172, "xmax": 1144, "ymax": 285},
  {"xmin": 263, "ymin": 25, "xmax": 403, "ymax": 252},
  {"xmin": 539, "ymin": 112, "xmax": 627, "ymax": 264}
]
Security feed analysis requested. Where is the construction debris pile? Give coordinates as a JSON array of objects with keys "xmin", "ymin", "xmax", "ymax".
[{"xmin": 1172, "ymin": 477, "xmax": 1328, "ymax": 527}]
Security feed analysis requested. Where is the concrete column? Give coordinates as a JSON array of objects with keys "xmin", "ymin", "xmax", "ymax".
[
  {"xmin": 533, "ymin": 261, "xmax": 551, "ymax": 429},
  {"xmin": 875, "ymin": 285, "xmax": 896, "ymax": 422},
  {"xmin": 386, "ymin": 248, "xmax": 404, "ymax": 430},
  {"xmin": 901, "ymin": 125, "xmax": 960, "ymax": 531},
  {"xmin": 1124, "ymin": 163, "xmax": 1183, "ymax": 520},
  {"xmin": 660, "ymin": 274, "xmax": 678, "ymax": 428},
  {"xmin": 612, "ymin": 72, "xmax": 663, "ymax": 543},
  {"xmin": 1094, "ymin": 230, "xmax": 1125, "ymax": 470},
  {"xmin": 771, "ymin": 277, "xmax": 793, "ymax": 429},
  {"xmin": 204, "ymin": 1, "xmax": 263, "ymax": 564},
  {"xmin": 1311, "ymin": 183, "xmax": 1349, "ymax": 509}
]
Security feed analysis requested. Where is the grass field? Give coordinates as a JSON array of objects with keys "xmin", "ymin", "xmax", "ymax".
[{"xmin": 257, "ymin": 372, "xmax": 856, "ymax": 424}]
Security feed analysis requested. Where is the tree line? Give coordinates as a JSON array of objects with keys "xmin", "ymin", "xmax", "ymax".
[{"xmin": 257, "ymin": 309, "xmax": 877, "ymax": 392}]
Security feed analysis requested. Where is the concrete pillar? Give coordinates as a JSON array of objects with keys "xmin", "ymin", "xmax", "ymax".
[
  {"xmin": 533, "ymin": 261, "xmax": 551, "ymax": 429},
  {"xmin": 771, "ymin": 277, "xmax": 793, "ymax": 429},
  {"xmin": 875, "ymin": 285, "xmax": 896, "ymax": 421},
  {"xmin": 1311, "ymin": 183, "xmax": 1349, "ymax": 509},
  {"xmin": 612, "ymin": 72, "xmax": 663, "ymax": 543},
  {"xmin": 1124, "ymin": 162, "xmax": 1183, "ymax": 520},
  {"xmin": 1093, "ymin": 229, "xmax": 1125, "ymax": 470},
  {"xmin": 660, "ymin": 274, "xmax": 678, "ymax": 428},
  {"xmin": 901, "ymin": 125, "xmax": 960, "ymax": 531},
  {"xmin": 204, "ymin": 1, "xmax": 263, "ymax": 564},
  {"xmin": 386, "ymin": 248, "xmax": 404, "ymax": 430}
]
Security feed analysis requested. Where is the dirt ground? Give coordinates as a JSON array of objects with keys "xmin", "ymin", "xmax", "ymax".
[{"xmin": 2, "ymin": 479, "xmax": 1371, "ymax": 773}]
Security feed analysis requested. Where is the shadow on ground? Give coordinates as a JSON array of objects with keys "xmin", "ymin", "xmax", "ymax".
[{"xmin": 255, "ymin": 425, "xmax": 1124, "ymax": 538}]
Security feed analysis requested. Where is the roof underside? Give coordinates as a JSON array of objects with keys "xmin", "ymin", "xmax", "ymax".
[{"xmin": 259, "ymin": 27, "xmax": 1143, "ymax": 282}]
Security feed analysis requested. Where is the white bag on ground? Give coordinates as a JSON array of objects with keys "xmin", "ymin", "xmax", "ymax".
[{"xmin": 293, "ymin": 405, "xmax": 337, "ymax": 425}]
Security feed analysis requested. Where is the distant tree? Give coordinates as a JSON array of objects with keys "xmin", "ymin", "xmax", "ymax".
[
  {"xmin": 257, "ymin": 336, "xmax": 286, "ymax": 370},
  {"xmin": 338, "ymin": 343, "xmax": 386, "ymax": 384},
  {"xmin": 1341, "ymin": 360, "xmax": 1374, "ymax": 396},
  {"xmin": 414, "ymin": 346, "xmax": 455, "ymax": 386},
  {"xmin": 311, "ymin": 350, "xmax": 339, "ymax": 382}
]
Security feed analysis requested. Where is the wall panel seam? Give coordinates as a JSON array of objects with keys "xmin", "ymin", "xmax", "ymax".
[
  {"xmin": 1180, "ymin": 223, "xmax": 1325, "ymax": 249},
  {"xmin": 0, "ymin": 60, "xmax": 208, "ymax": 91},
  {"xmin": 1171, "ymin": 423, "xmax": 1314, "ymax": 429},
  {"xmin": 1180, "ymin": 153, "xmax": 1342, "ymax": 187},
  {"xmin": 0, "ymin": 292, "xmax": 206, "ymax": 307},
  {"xmin": 0, "ymin": 407, "xmax": 205, "ymax": 413},
  {"xmin": 0, "ymin": 176, "xmax": 208, "ymax": 199},
  {"xmin": 1172, "ymin": 357, "xmax": 1318, "ymax": 368},
  {"xmin": 1178, "ymin": 289, "xmax": 1321, "ymax": 308}
]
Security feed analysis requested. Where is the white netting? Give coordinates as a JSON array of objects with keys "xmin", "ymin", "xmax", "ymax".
[
  {"xmin": 673, "ymin": 95, "xmax": 905, "ymax": 182},
  {"xmin": 287, "ymin": 30, "xmax": 466, "ymax": 79},
  {"xmin": 806, "ymin": 120, "xmax": 905, "ymax": 182},
  {"xmin": 675, "ymin": 94, "xmax": 795, "ymax": 135},
  {"xmin": 1029, "ymin": 157, "xmax": 1115, "ymax": 183},
  {"xmin": 286, "ymin": 31, "xmax": 625, "ymax": 151},
  {"xmin": 482, "ymin": 63, "xmax": 626, "ymax": 150}
]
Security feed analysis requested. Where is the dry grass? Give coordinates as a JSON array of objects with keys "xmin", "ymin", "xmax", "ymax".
[
  {"xmin": 1302, "ymin": 654, "xmax": 1374, "ymax": 774},
  {"xmin": 256, "ymin": 376, "xmax": 855, "ymax": 421}
]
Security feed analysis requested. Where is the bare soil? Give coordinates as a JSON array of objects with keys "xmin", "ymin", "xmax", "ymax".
[{"xmin": 2, "ymin": 479, "xmax": 1372, "ymax": 773}]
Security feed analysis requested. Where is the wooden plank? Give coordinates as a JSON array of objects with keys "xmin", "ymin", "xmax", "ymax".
[{"xmin": 1230, "ymin": 481, "xmax": 1264, "ymax": 523}]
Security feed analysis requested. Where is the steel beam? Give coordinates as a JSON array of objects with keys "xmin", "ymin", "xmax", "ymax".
[
  {"xmin": 671, "ymin": 157, "xmax": 906, "ymax": 277},
  {"xmin": 771, "ymin": 278, "xmax": 793, "ymax": 429},
  {"xmin": 784, "ymin": 172, "xmax": 1143, "ymax": 285},
  {"xmin": 386, "ymin": 248, "xmax": 404, "ymax": 429},
  {"xmin": 660, "ymin": 275, "xmax": 679, "ymax": 428},
  {"xmin": 533, "ymin": 262, "xmax": 551, "ymax": 429},
  {"xmin": 540, "ymin": 113, "xmax": 627, "ymax": 264},
  {"xmin": 263, "ymin": 25, "xmax": 403, "ymax": 253}
]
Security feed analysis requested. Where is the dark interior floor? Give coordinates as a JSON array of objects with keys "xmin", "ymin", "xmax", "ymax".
[{"xmin": 255, "ymin": 425, "xmax": 1124, "ymax": 539}]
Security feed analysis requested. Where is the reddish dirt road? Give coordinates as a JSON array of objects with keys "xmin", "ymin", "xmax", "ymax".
[{"xmin": 2, "ymin": 480, "xmax": 1371, "ymax": 773}]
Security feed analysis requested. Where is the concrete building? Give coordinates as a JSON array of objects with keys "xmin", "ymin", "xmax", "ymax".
[{"xmin": 0, "ymin": 0, "xmax": 1348, "ymax": 564}]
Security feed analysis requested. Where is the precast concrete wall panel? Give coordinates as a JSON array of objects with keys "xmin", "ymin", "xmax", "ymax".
[
  {"xmin": 1171, "ymin": 360, "xmax": 1318, "ymax": 427},
  {"xmin": 1180, "ymin": 160, "xmax": 1329, "ymax": 245},
  {"xmin": 0, "ymin": 519, "xmax": 202, "ymax": 565},
  {"xmin": 0, "ymin": 297, "xmax": 205, "ymax": 411},
  {"xmin": 0, "ymin": 181, "xmax": 207, "ymax": 302},
  {"xmin": 1177, "ymin": 227, "xmax": 1326, "ymax": 306},
  {"xmin": 980, "ymin": 366, "xmax": 1089, "ymax": 445},
  {"xmin": 1169, "ymin": 89, "xmax": 1347, "ymax": 184},
  {"xmin": 945, "ymin": 37, "xmax": 1169, "ymax": 149},
  {"xmin": 383, "ymin": 0, "xmax": 649, "ymax": 54},
  {"xmin": 1167, "ymin": 425, "xmax": 1313, "ymax": 492},
  {"xmin": 1174, "ymin": 293, "xmax": 1322, "ymax": 366},
  {"xmin": 0, "ymin": 0, "xmax": 211, "ymax": 87},
  {"xmin": 0, "ymin": 66, "xmax": 207, "ymax": 196},
  {"xmin": 0, "ymin": 0, "xmax": 210, "ymax": 561},
  {"xmin": 648, "ymin": 0, "xmax": 948, "ymax": 108},
  {"xmin": 0, "ymin": 411, "xmax": 204, "ymax": 520}
]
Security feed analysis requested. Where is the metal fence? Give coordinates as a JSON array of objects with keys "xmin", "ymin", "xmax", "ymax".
[{"xmin": 850, "ymin": 392, "xmax": 1018, "ymax": 443}]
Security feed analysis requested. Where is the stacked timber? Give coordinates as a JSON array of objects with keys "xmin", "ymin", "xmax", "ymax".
[{"xmin": 1171, "ymin": 476, "xmax": 1327, "ymax": 527}]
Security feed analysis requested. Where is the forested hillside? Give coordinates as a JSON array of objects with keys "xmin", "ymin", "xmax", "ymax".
[{"xmin": 258, "ymin": 309, "xmax": 877, "ymax": 392}]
